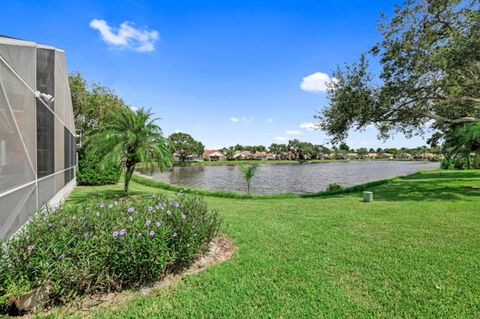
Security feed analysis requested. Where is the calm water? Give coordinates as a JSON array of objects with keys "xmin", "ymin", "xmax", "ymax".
[{"xmin": 139, "ymin": 161, "xmax": 439, "ymax": 195}]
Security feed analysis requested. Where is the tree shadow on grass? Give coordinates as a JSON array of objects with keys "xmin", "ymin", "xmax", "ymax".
[{"xmin": 369, "ymin": 171, "xmax": 480, "ymax": 202}]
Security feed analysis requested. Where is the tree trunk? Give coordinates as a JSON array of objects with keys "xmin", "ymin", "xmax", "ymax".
[
  {"xmin": 247, "ymin": 180, "xmax": 251, "ymax": 195},
  {"xmin": 124, "ymin": 163, "xmax": 136, "ymax": 197}
]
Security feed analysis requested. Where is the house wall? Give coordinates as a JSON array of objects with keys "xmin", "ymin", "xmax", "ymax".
[{"xmin": 0, "ymin": 37, "xmax": 76, "ymax": 239}]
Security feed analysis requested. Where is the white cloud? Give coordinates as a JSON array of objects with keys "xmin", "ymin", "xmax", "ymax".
[
  {"xmin": 89, "ymin": 19, "xmax": 159, "ymax": 52},
  {"xmin": 230, "ymin": 116, "xmax": 253, "ymax": 123},
  {"xmin": 300, "ymin": 72, "xmax": 337, "ymax": 93},
  {"xmin": 299, "ymin": 122, "xmax": 316, "ymax": 131},
  {"xmin": 286, "ymin": 130, "xmax": 303, "ymax": 136},
  {"xmin": 267, "ymin": 118, "xmax": 274, "ymax": 124},
  {"xmin": 274, "ymin": 136, "xmax": 287, "ymax": 142}
]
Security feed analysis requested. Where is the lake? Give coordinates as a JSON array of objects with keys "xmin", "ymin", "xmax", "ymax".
[{"xmin": 139, "ymin": 160, "xmax": 439, "ymax": 195}]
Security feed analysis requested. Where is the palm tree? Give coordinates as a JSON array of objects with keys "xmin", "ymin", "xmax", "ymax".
[
  {"xmin": 239, "ymin": 164, "xmax": 259, "ymax": 195},
  {"xmin": 89, "ymin": 107, "xmax": 173, "ymax": 196}
]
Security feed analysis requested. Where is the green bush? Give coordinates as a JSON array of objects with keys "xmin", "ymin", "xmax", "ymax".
[
  {"xmin": 326, "ymin": 183, "xmax": 343, "ymax": 192},
  {"xmin": 0, "ymin": 193, "xmax": 219, "ymax": 308},
  {"xmin": 76, "ymin": 147, "xmax": 121, "ymax": 185}
]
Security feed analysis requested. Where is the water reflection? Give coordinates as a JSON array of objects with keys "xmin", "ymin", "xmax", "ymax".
[{"xmin": 138, "ymin": 160, "xmax": 439, "ymax": 195}]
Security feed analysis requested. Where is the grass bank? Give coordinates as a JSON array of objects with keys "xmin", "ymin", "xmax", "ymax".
[
  {"xmin": 131, "ymin": 173, "xmax": 397, "ymax": 199},
  {"xmin": 49, "ymin": 170, "xmax": 480, "ymax": 318}
]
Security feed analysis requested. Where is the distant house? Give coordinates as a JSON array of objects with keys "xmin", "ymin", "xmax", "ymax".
[
  {"xmin": 367, "ymin": 152, "xmax": 378, "ymax": 159},
  {"xmin": 381, "ymin": 153, "xmax": 394, "ymax": 159},
  {"xmin": 265, "ymin": 152, "xmax": 276, "ymax": 160},
  {"xmin": 233, "ymin": 151, "xmax": 253, "ymax": 160},
  {"xmin": 396, "ymin": 153, "xmax": 413, "ymax": 159},
  {"xmin": 254, "ymin": 151, "xmax": 268, "ymax": 160},
  {"xmin": 202, "ymin": 150, "xmax": 226, "ymax": 161},
  {"xmin": 414, "ymin": 153, "xmax": 435, "ymax": 160},
  {"xmin": 337, "ymin": 152, "xmax": 358, "ymax": 160},
  {"xmin": 173, "ymin": 153, "xmax": 202, "ymax": 161}
]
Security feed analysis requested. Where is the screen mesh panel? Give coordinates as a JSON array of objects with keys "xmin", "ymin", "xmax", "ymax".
[
  {"xmin": 0, "ymin": 80, "xmax": 35, "ymax": 193},
  {"xmin": 36, "ymin": 48, "xmax": 55, "ymax": 111},
  {"xmin": 0, "ymin": 184, "xmax": 36, "ymax": 239},
  {"xmin": 38, "ymin": 174, "xmax": 55, "ymax": 208},
  {"xmin": 0, "ymin": 59, "xmax": 37, "ymax": 173},
  {"xmin": 37, "ymin": 102, "xmax": 54, "ymax": 177},
  {"xmin": 55, "ymin": 117, "xmax": 64, "ymax": 172},
  {"xmin": 0, "ymin": 39, "xmax": 76, "ymax": 240},
  {"xmin": 54, "ymin": 52, "xmax": 66, "ymax": 124}
]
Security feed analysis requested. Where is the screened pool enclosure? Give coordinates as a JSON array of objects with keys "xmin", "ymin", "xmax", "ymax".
[{"xmin": 0, "ymin": 36, "xmax": 76, "ymax": 239}]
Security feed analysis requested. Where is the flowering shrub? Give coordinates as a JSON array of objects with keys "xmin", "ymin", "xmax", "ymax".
[{"xmin": 0, "ymin": 193, "xmax": 219, "ymax": 308}]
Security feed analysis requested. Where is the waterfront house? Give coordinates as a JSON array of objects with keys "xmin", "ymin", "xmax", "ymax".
[{"xmin": 202, "ymin": 150, "xmax": 226, "ymax": 161}]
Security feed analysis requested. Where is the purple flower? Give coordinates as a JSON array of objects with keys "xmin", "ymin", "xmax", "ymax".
[
  {"xmin": 48, "ymin": 223, "xmax": 53, "ymax": 228},
  {"xmin": 129, "ymin": 216, "xmax": 133, "ymax": 222},
  {"xmin": 155, "ymin": 221, "xmax": 162, "ymax": 227},
  {"xmin": 148, "ymin": 206, "xmax": 153, "ymax": 212},
  {"xmin": 58, "ymin": 254, "xmax": 65, "ymax": 260},
  {"xmin": 127, "ymin": 207, "xmax": 134, "ymax": 213},
  {"xmin": 99, "ymin": 202, "xmax": 105, "ymax": 208},
  {"xmin": 172, "ymin": 201, "xmax": 179, "ymax": 208},
  {"xmin": 113, "ymin": 231, "xmax": 119, "ymax": 237},
  {"xmin": 27, "ymin": 245, "xmax": 35, "ymax": 252},
  {"xmin": 166, "ymin": 210, "xmax": 172, "ymax": 216},
  {"xmin": 172, "ymin": 232, "xmax": 177, "ymax": 237},
  {"xmin": 192, "ymin": 225, "xmax": 196, "ymax": 230},
  {"xmin": 155, "ymin": 205, "xmax": 160, "ymax": 210},
  {"xmin": 162, "ymin": 203, "xmax": 167, "ymax": 208},
  {"xmin": 120, "ymin": 229, "xmax": 126, "ymax": 235},
  {"xmin": 44, "ymin": 262, "xmax": 49, "ymax": 267},
  {"xmin": 108, "ymin": 204, "xmax": 113, "ymax": 209},
  {"xmin": 149, "ymin": 230, "xmax": 155, "ymax": 236},
  {"xmin": 84, "ymin": 233, "xmax": 90, "ymax": 238},
  {"xmin": 146, "ymin": 220, "xmax": 151, "ymax": 226},
  {"xmin": 181, "ymin": 213, "xmax": 187, "ymax": 220}
]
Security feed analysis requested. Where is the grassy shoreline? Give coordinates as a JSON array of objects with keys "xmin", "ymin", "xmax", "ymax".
[{"xmin": 136, "ymin": 158, "xmax": 436, "ymax": 169}]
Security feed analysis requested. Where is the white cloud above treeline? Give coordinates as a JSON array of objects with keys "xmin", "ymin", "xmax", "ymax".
[
  {"xmin": 300, "ymin": 72, "xmax": 337, "ymax": 93},
  {"xmin": 90, "ymin": 19, "xmax": 159, "ymax": 52}
]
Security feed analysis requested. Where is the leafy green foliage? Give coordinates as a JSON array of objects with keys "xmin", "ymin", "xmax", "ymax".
[
  {"xmin": 69, "ymin": 72, "xmax": 129, "ymax": 134},
  {"xmin": 168, "ymin": 132, "xmax": 204, "ymax": 161},
  {"xmin": 316, "ymin": 0, "xmax": 480, "ymax": 143},
  {"xmin": 326, "ymin": 183, "xmax": 343, "ymax": 192},
  {"xmin": 88, "ymin": 108, "xmax": 173, "ymax": 196},
  {"xmin": 76, "ymin": 146, "xmax": 121, "ymax": 185},
  {"xmin": 239, "ymin": 164, "xmax": 259, "ymax": 194},
  {"xmin": 0, "ymin": 193, "xmax": 219, "ymax": 308},
  {"xmin": 442, "ymin": 123, "xmax": 480, "ymax": 169}
]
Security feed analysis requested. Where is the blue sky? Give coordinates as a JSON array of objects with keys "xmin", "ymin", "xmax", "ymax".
[{"xmin": 2, "ymin": 0, "xmax": 430, "ymax": 149}]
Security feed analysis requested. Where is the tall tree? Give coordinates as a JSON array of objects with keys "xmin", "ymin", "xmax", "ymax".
[
  {"xmin": 88, "ymin": 108, "xmax": 173, "ymax": 196},
  {"xmin": 169, "ymin": 132, "xmax": 204, "ymax": 161},
  {"xmin": 69, "ymin": 72, "xmax": 128, "ymax": 134},
  {"xmin": 315, "ymin": 0, "xmax": 480, "ymax": 143}
]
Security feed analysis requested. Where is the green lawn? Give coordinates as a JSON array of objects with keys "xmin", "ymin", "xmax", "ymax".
[{"xmin": 59, "ymin": 170, "xmax": 480, "ymax": 318}]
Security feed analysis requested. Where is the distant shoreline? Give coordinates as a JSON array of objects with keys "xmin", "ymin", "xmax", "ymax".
[{"xmin": 172, "ymin": 158, "xmax": 437, "ymax": 167}]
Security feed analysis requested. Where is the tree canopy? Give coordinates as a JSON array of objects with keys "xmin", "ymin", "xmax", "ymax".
[
  {"xmin": 88, "ymin": 108, "xmax": 173, "ymax": 196},
  {"xmin": 315, "ymin": 0, "xmax": 480, "ymax": 143},
  {"xmin": 169, "ymin": 132, "xmax": 205, "ymax": 161}
]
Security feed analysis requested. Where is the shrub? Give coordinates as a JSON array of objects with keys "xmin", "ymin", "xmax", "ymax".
[
  {"xmin": 76, "ymin": 147, "xmax": 121, "ymax": 185},
  {"xmin": 326, "ymin": 183, "xmax": 343, "ymax": 192},
  {"xmin": 0, "ymin": 193, "xmax": 219, "ymax": 308}
]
